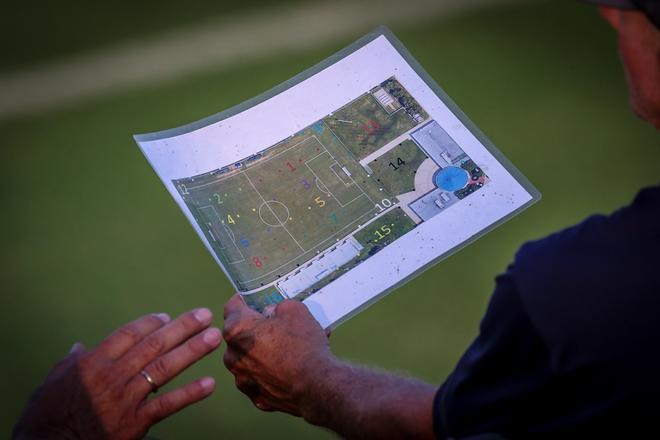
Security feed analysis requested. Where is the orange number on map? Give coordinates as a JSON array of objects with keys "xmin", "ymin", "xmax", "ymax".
[{"xmin": 314, "ymin": 196, "xmax": 326, "ymax": 208}]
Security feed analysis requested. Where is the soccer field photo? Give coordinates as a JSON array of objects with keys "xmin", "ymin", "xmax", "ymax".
[{"xmin": 137, "ymin": 34, "xmax": 537, "ymax": 328}]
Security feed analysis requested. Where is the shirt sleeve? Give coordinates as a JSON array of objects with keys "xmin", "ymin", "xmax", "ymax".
[{"xmin": 433, "ymin": 267, "xmax": 552, "ymax": 439}]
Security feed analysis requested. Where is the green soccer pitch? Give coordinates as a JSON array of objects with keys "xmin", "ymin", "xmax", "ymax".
[{"xmin": 174, "ymin": 77, "xmax": 430, "ymax": 293}]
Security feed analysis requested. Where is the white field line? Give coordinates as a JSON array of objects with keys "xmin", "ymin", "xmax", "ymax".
[
  {"xmin": 0, "ymin": 0, "xmax": 515, "ymax": 119},
  {"xmin": 186, "ymin": 135, "xmax": 316, "ymax": 190},
  {"xmin": 199, "ymin": 204, "xmax": 246, "ymax": 263},
  {"xmin": 358, "ymin": 117, "xmax": 432, "ymax": 166},
  {"xmin": 242, "ymin": 171, "xmax": 306, "ymax": 253},
  {"xmin": 240, "ymin": 206, "xmax": 376, "ymax": 286}
]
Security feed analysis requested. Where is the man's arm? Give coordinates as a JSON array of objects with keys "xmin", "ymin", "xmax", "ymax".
[
  {"xmin": 222, "ymin": 295, "xmax": 436, "ymax": 439},
  {"xmin": 297, "ymin": 357, "xmax": 436, "ymax": 438}
]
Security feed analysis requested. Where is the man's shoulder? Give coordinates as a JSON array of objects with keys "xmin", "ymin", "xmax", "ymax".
[
  {"xmin": 508, "ymin": 185, "xmax": 660, "ymax": 370},
  {"xmin": 514, "ymin": 185, "xmax": 660, "ymax": 283}
]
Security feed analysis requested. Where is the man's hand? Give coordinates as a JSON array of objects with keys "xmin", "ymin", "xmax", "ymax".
[
  {"xmin": 13, "ymin": 308, "xmax": 222, "ymax": 440},
  {"xmin": 222, "ymin": 294, "xmax": 333, "ymax": 416},
  {"xmin": 222, "ymin": 294, "xmax": 436, "ymax": 439}
]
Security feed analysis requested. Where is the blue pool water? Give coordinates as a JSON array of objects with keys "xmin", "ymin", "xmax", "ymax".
[{"xmin": 435, "ymin": 166, "xmax": 469, "ymax": 191}]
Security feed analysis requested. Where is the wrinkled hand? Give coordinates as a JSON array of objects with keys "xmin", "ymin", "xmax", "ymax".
[
  {"xmin": 222, "ymin": 295, "xmax": 333, "ymax": 416},
  {"xmin": 13, "ymin": 308, "xmax": 222, "ymax": 440}
]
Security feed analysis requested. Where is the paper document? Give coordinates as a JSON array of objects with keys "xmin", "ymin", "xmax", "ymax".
[{"xmin": 134, "ymin": 27, "xmax": 540, "ymax": 329}]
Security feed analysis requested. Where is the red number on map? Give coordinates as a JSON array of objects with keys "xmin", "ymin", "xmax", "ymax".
[
  {"xmin": 252, "ymin": 256, "xmax": 263, "ymax": 268},
  {"xmin": 286, "ymin": 161, "xmax": 296, "ymax": 172}
]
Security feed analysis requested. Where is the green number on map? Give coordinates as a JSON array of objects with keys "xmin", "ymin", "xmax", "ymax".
[
  {"xmin": 373, "ymin": 225, "xmax": 392, "ymax": 242},
  {"xmin": 212, "ymin": 193, "xmax": 223, "ymax": 204},
  {"xmin": 328, "ymin": 212, "xmax": 337, "ymax": 223}
]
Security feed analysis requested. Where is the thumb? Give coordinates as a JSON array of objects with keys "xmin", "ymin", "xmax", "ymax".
[{"xmin": 69, "ymin": 342, "xmax": 86, "ymax": 355}]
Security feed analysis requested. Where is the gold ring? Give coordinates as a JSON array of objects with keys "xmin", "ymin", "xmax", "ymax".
[{"xmin": 140, "ymin": 369, "xmax": 159, "ymax": 393}]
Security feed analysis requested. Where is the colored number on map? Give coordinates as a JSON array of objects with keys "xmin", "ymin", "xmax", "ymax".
[
  {"xmin": 328, "ymin": 212, "xmax": 338, "ymax": 223},
  {"xmin": 252, "ymin": 256, "xmax": 263, "ymax": 268},
  {"xmin": 286, "ymin": 161, "xmax": 296, "ymax": 172},
  {"xmin": 388, "ymin": 157, "xmax": 406, "ymax": 171},
  {"xmin": 301, "ymin": 178, "xmax": 312, "ymax": 190},
  {"xmin": 227, "ymin": 214, "xmax": 236, "ymax": 224},
  {"xmin": 315, "ymin": 196, "xmax": 326, "ymax": 208},
  {"xmin": 212, "ymin": 193, "xmax": 224, "ymax": 204},
  {"xmin": 179, "ymin": 184, "xmax": 189, "ymax": 195},
  {"xmin": 240, "ymin": 237, "xmax": 249, "ymax": 248},
  {"xmin": 362, "ymin": 119, "xmax": 381, "ymax": 135},
  {"xmin": 375, "ymin": 198, "xmax": 393, "ymax": 212},
  {"xmin": 373, "ymin": 225, "xmax": 392, "ymax": 242}
]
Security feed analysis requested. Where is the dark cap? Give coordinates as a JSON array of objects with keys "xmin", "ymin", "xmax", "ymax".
[
  {"xmin": 581, "ymin": 0, "xmax": 660, "ymax": 29},
  {"xmin": 582, "ymin": 0, "xmax": 636, "ymax": 8}
]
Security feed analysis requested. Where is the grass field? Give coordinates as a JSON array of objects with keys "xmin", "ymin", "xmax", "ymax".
[
  {"xmin": 2, "ymin": 1, "xmax": 660, "ymax": 438},
  {"xmin": 325, "ymin": 78, "xmax": 425, "ymax": 160},
  {"xmin": 369, "ymin": 139, "xmax": 428, "ymax": 196},
  {"xmin": 175, "ymin": 123, "xmax": 388, "ymax": 292},
  {"xmin": 173, "ymin": 79, "xmax": 428, "ymax": 296}
]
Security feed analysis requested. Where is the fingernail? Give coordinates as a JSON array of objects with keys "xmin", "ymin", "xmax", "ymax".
[
  {"xmin": 156, "ymin": 313, "xmax": 171, "ymax": 323},
  {"xmin": 200, "ymin": 377, "xmax": 215, "ymax": 392},
  {"xmin": 194, "ymin": 308, "xmax": 213, "ymax": 324},
  {"xmin": 203, "ymin": 328, "xmax": 222, "ymax": 346}
]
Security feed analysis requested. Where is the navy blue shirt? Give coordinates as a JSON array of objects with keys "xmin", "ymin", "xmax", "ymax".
[{"xmin": 434, "ymin": 185, "xmax": 660, "ymax": 438}]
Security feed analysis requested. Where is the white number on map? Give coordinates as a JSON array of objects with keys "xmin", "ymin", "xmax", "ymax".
[{"xmin": 375, "ymin": 198, "xmax": 392, "ymax": 212}]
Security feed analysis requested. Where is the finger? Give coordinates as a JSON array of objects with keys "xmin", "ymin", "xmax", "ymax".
[
  {"xmin": 263, "ymin": 305, "xmax": 276, "ymax": 318},
  {"xmin": 130, "ymin": 327, "xmax": 222, "ymax": 397},
  {"xmin": 139, "ymin": 376, "xmax": 216, "ymax": 425},
  {"xmin": 224, "ymin": 294, "xmax": 262, "ymax": 322},
  {"xmin": 121, "ymin": 308, "xmax": 214, "ymax": 376},
  {"xmin": 223, "ymin": 302, "xmax": 263, "ymax": 344},
  {"xmin": 97, "ymin": 313, "xmax": 170, "ymax": 359},
  {"xmin": 223, "ymin": 348, "xmax": 242, "ymax": 373},
  {"xmin": 224, "ymin": 294, "xmax": 249, "ymax": 319},
  {"xmin": 235, "ymin": 376, "xmax": 260, "ymax": 401},
  {"xmin": 254, "ymin": 396, "xmax": 275, "ymax": 412},
  {"xmin": 274, "ymin": 299, "xmax": 310, "ymax": 317},
  {"xmin": 46, "ymin": 342, "xmax": 87, "ymax": 380}
]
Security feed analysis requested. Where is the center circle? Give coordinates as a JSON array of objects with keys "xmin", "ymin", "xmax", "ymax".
[
  {"xmin": 258, "ymin": 200, "xmax": 290, "ymax": 227},
  {"xmin": 434, "ymin": 166, "xmax": 469, "ymax": 192}
]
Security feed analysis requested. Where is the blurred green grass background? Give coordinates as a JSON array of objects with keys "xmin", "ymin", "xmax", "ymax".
[{"xmin": 1, "ymin": 0, "xmax": 659, "ymax": 437}]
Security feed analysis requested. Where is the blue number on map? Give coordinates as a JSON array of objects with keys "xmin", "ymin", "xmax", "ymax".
[
  {"xmin": 240, "ymin": 237, "xmax": 249, "ymax": 248},
  {"xmin": 301, "ymin": 178, "xmax": 312, "ymax": 190}
]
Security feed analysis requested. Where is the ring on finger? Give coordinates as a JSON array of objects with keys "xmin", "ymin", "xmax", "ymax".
[{"xmin": 140, "ymin": 369, "xmax": 159, "ymax": 393}]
